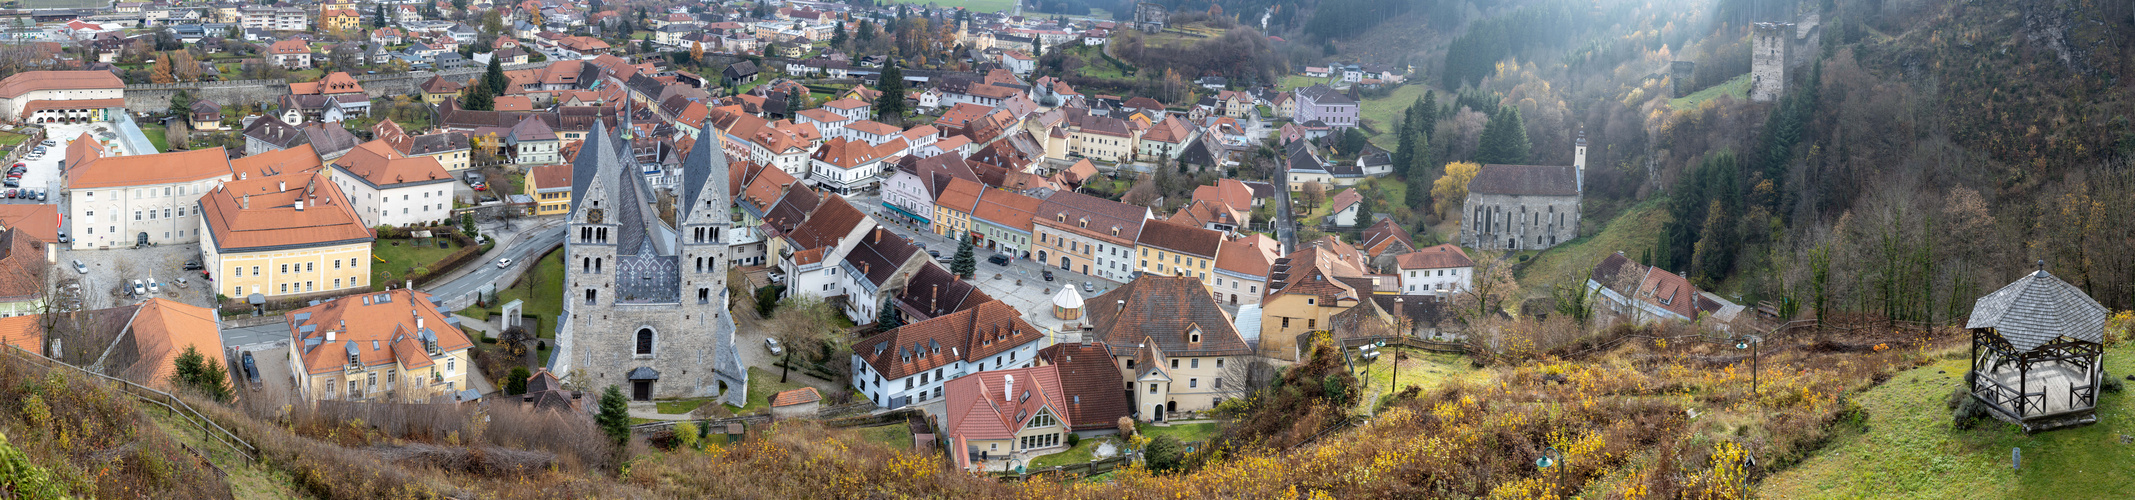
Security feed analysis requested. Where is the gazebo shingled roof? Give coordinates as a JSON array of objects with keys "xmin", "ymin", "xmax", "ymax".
[{"xmin": 1966, "ymin": 269, "xmax": 2107, "ymax": 351}]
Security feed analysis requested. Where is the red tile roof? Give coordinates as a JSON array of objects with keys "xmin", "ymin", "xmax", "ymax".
[
  {"xmin": 0, "ymin": 70, "xmax": 123, "ymax": 98},
  {"xmin": 1035, "ymin": 343, "xmax": 1132, "ymax": 431},
  {"xmin": 289, "ymin": 289, "xmax": 473, "ymax": 375},
  {"xmin": 858, "ymin": 300, "xmax": 1040, "ymax": 380},
  {"xmin": 199, "ymin": 172, "xmax": 372, "ymax": 252},
  {"xmin": 1396, "ymin": 244, "xmax": 1472, "ymax": 270},
  {"xmin": 66, "ymin": 147, "xmax": 232, "ymax": 189}
]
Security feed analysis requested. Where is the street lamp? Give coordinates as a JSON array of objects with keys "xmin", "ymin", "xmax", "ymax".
[
  {"xmin": 1536, "ymin": 445, "xmax": 1564, "ymax": 493},
  {"xmin": 1736, "ymin": 334, "xmax": 1762, "ymax": 395}
]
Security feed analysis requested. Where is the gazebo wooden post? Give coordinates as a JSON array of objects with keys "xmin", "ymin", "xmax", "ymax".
[
  {"xmin": 2018, "ymin": 356, "xmax": 2029, "ymax": 417},
  {"xmin": 1970, "ymin": 329, "xmax": 1979, "ymax": 396}
]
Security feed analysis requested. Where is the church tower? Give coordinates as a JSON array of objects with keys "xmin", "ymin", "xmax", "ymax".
[
  {"xmin": 566, "ymin": 120, "xmax": 620, "ymax": 310},
  {"xmin": 681, "ymin": 126, "xmax": 732, "ymax": 308}
]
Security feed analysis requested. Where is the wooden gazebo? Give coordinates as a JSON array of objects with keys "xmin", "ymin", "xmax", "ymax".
[{"xmin": 1966, "ymin": 268, "xmax": 2108, "ymax": 432}]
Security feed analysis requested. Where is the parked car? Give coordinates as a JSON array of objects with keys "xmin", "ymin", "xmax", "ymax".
[
  {"xmin": 71, "ymin": 260, "xmax": 87, "ymax": 274},
  {"xmin": 1042, "ymin": 270, "xmax": 1054, "ymax": 281},
  {"xmin": 146, "ymin": 278, "xmax": 160, "ymax": 294},
  {"xmin": 129, "ymin": 280, "xmax": 146, "ymax": 297},
  {"xmin": 55, "ymin": 231, "xmax": 68, "ymax": 243},
  {"xmin": 241, "ymin": 351, "xmax": 260, "ymax": 384},
  {"xmin": 1082, "ymin": 281, "xmax": 1095, "ymax": 293},
  {"xmin": 987, "ymin": 254, "xmax": 1011, "ymax": 266},
  {"xmin": 927, "ymin": 249, "xmax": 942, "ymax": 259},
  {"xmin": 182, "ymin": 259, "xmax": 203, "ymax": 271},
  {"xmin": 764, "ymin": 337, "xmax": 783, "ymax": 356}
]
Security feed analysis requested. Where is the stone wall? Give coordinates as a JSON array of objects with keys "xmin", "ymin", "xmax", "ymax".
[
  {"xmin": 124, "ymin": 80, "xmax": 290, "ymax": 113},
  {"xmin": 122, "ymin": 61, "xmax": 558, "ymax": 113},
  {"xmin": 1458, "ymin": 193, "xmax": 1581, "ymax": 251}
]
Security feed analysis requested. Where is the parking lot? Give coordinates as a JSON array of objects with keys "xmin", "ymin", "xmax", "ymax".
[{"xmin": 60, "ymin": 242, "xmax": 216, "ymax": 311}]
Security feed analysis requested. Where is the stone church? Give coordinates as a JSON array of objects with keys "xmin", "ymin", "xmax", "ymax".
[
  {"xmin": 550, "ymin": 114, "xmax": 747, "ymax": 405},
  {"xmin": 1458, "ymin": 133, "xmax": 1585, "ymax": 251}
]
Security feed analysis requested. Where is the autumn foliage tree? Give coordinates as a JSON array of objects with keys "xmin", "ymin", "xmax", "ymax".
[{"xmin": 1431, "ymin": 161, "xmax": 1480, "ymax": 219}]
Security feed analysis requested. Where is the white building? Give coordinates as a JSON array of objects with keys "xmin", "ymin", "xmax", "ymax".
[
  {"xmin": 850, "ymin": 300, "xmax": 1046, "ymax": 408},
  {"xmin": 0, "ymin": 71, "xmax": 125, "ymax": 124},
  {"xmin": 327, "ymin": 141, "xmax": 457, "ymax": 228},
  {"xmin": 62, "ymin": 145, "xmax": 233, "ymax": 250},
  {"xmin": 1396, "ymin": 244, "xmax": 1473, "ymax": 295}
]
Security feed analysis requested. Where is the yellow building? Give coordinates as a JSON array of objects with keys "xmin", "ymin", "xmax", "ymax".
[
  {"xmin": 525, "ymin": 164, "xmax": 573, "ymax": 216},
  {"xmin": 1132, "ymin": 218, "xmax": 1223, "ymax": 288},
  {"xmin": 1085, "ymin": 275, "xmax": 1255, "ymax": 419},
  {"xmin": 1256, "ymin": 241, "xmax": 1390, "ymax": 359},
  {"xmin": 287, "ymin": 288, "xmax": 476, "ymax": 402},
  {"xmin": 319, "ymin": 7, "xmax": 362, "ymax": 32},
  {"xmin": 931, "ymin": 177, "xmax": 982, "ymax": 239},
  {"xmin": 199, "ymin": 172, "xmax": 375, "ymax": 300}
]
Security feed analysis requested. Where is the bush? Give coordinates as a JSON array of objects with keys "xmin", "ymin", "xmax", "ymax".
[
  {"xmin": 2103, "ymin": 371, "xmax": 2124, "ymax": 393},
  {"xmin": 505, "ymin": 366, "xmax": 530, "ymax": 395},
  {"xmin": 673, "ymin": 421, "xmax": 701, "ymax": 451},
  {"xmin": 754, "ymin": 285, "xmax": 785, "ymax": 317},
  {"xmin": 1948, "ymin": 387, "xmax": 1990, "ymax": 430},
  {"xmin": 1065, "ymin": 433, "xmax": 1081, "ymax": 447},
  {"xmin": 1143, "ymin": 435, "xmax": 1185, "ymax": 473}
]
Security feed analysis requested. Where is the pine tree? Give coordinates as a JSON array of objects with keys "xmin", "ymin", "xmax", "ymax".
[
  {"xmin": 831, "ymin": 21, "xmax": 847, "ymax": 47},
  {"xmin": 374, "ymin": 4, "xmax": 388, "ymax": 29},
  {"xmin": 874, "ymin": 60, "xmax": 907, "ymax": 123},
  {"xmin": 1404, "ymin": 126, "xmax": 1432, "ymax": 209},
  {"xmin": 1474, "ymin": 107, "xmax": 1530, "ymax": 165},
  {"xmin": 483, "ymin": 55, "xmax": 507, "ymax": 95},
  {"xmin": 462, "ymin": 82, "xmax": 495, "ymax": 111},
  {"xmin": 596, "ymin": 385, "xmax": 631, "ymax": 444},
  {"xmin": 168, "ymin": 345, "xmax": 231, "ymax": 402},
  {"xmin": 1418, "ymin": 90, "xmax": 1438, "ymax": 139},
  {"xmin": 876, "ymin": 297, "xmax": 903, "ymax": 331},
  {"xmin": 950, "ymin": 235, "xmax": 976, "ymax": 278}
]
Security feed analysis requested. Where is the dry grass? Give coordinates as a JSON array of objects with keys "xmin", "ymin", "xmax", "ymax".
[{"xmin": 0, "ymin": 356, "xmax": 234, "ymax": 499}]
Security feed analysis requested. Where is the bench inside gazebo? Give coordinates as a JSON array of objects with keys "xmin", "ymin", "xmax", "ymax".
[{"xmin": 1966, "ymin": 267, "xmax": 2109, "ymax": 432}]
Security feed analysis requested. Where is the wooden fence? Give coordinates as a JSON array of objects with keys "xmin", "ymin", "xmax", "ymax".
[
  {"xmin": 0, "ymin": 347, "xmax": 257, "ymax": 462},
  {"xmin": 1333, "ymin": 335, "xmax": 1468, "ymax": 354},
  {"xmin": 997, "ymin": 455, "xmax": 1133, "ymax": 482}
]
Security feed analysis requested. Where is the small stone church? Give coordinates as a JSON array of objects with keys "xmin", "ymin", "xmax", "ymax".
[
  {"xmin": 549, "ymin": 114, "xmax": 747, "ymax": 405},
  {"xmin": 1457, "ymin": 133, "xmax": 1584, "ymax": 251}
]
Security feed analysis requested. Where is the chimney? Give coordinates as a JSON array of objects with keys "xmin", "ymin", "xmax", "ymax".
[
  {"xmin": 242, "ymin": 194, "xmax": 250, "ymax": 209},
  {"xmin": 294, "ymin": 200, "xmax": 304, "ymax": 211},
  {"xmin": 326, "ymin": 330, "xmax": 336, "ymax": 342},
  {"xmin": 1117, "ymin": 299, "xmax": 1125, "ymax": 313},
  {"xmin": 874, "ymin": 229, "xmax": 881, "ymax": 243},
  {"xmin": 278, "ymin": 181, "xmax": 286, "ymax": 192},
  {"xmin": 1003, "ymin": 374, "xmax": 1014, "ymax": 402}
]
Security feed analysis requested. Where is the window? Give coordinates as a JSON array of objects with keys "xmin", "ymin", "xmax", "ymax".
[
  {"xmin": 280, "ymin": 283, "xmax": 288, "ymax": 293},
  {"xmin": 1191, "ymin": 358, "xmax": 1199, "ymax": 368},
  {"xmin": 281, "ymin": 264, "xmax": 288, "ymax": 274},
  {"xmin": 1170, "ymin": 359, "xmax": 1178, "ymax": 369},
  {"xmin": 635, "ymin": 328, "xmax": 654, "ymax": 355},
  {"xmin": 134, "ymin": 211, "xmax": 141, "ymax": 220},
  {"xmin": 1307, "ymin": 319, "xmax": 1316, "ymax": 329},
  {"xmin": 334, "ymin": 278, "xmax": 341, "ymax": 288},
  {"xmin": 1281, "ymin": 317, "xmax": 1290, "ymax": 328},
  {"xmin": 1148, "ymin": 383, "xmax": 1158, "ymax": 394},
  {"xmin": 234, "ymin": 267, "xmax": 243, "ymax": 277},
  {"xmin": 446, "ymin": 358, "xmax": 455, "ymax": 372},
  {"xmin": 1189, "ymin": 378, "xmax": 1198, "ymax": 388}
]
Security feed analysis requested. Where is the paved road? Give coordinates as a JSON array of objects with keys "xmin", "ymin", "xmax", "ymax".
[
  {"xmin": 425, "ymin": 219, "xmax": 566, "ymax": 311},
  {"xmin": 221, "ymin": 322, "xmax": 288, "ymax": 352}
]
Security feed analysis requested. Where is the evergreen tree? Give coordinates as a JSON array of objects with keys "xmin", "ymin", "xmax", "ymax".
[
  {"xmin": 1403, "ymin": 126, "xmax": 1433, "ymax": 209},
  {"xmin": 374, "ymin": 4, "xmax": 388, "ymax": 29},
  {"xmin": 1418, "ymin": 90, "xmax": 1438, "ymax": 138},
  {"xmin": 876, "ymin": 297, "xmax": 902, "ymax": 331},
  {"xmin": 1473, "ymin": 107, "xmax": 1530, "ymax": 164},
  {"xmin": 462, "ymin": 82, "xmax": 495, "ymax": 111},
  {"xmin": 596, "ymin": 385, "xmax": 631, "ymax": 444},
  {"xmin": 831, "ymin": 21, "xmax": 847, "ymax": 47},
  {"xmin": 950, "ymin": 235, "xmax": 976, "ymax": 278},
  {"xmin": 483, "ymin": 55, "xmax": 507, "ymax": 95},
  {"xmin": 874, "ymin": 60, "xmax": 907, "ymax": 123},
  {"xmin": 168, "ymin": 90, "xmax": 195, "ymax": 116},
  {"xmin": 168, "ymin": 345, "xmax": 231, "ymax": 402}
]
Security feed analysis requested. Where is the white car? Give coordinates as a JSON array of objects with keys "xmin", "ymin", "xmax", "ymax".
[
  {"xmin": 71, "ymin": 260, "xmax": 87, "ymax": 274},
  {"xmin": 765, "ymin": 338, "xmax": 784, "ymax": 356},
  {"xmin": 496, "ymin": 258, "xmax": 513, "ymax": 268}
]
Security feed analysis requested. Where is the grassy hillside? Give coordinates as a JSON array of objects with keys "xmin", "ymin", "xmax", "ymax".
[
  {"xmin": 1668, "ymin": 73, "xmax": 1751, "ymax": 110},
  {"xmin": 0, "ymin": 355, "xmax": 234, "ymax": 498},
  {"xmin": 1761, "ymin": 348, "xmax": 2135, "ymax": 498},
  {"xmin": 1356, "ymin": 84, "xmax": 1437, "ymax": 149},
  {"xmin": 1516, "ymin": 199, "xmax": 1671, "ymax": 290}
]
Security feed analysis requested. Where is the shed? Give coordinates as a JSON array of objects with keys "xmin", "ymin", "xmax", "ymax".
[
  {"xmin": 769, "ymin": 387, "xmax": 822, "ymax": 420},
  {"xmin": 1966, "ymin": 265, "xmax": 2107, "ymax": 432}
]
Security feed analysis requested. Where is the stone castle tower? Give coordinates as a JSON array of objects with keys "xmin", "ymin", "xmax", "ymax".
[
  {"xmin": 1750, "ymin": 22, "xmax": 1795, "ymax": 102},
  {"xmin": 550, "ymin": 109, "xmax": 746, "ymax": 405}
]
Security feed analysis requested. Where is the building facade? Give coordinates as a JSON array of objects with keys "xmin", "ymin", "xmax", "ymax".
[
  {"xmin": 63, "ymin": 145, "xmax": 233, "ymax": 250},
  {"xmin": 287, "ymin": 289, "xmax": 474, "ymax": 402},
  {"xmin": 198, "ymin": 173, "xmax": 374, "ymax": 299},
  {"xmin": 550, "ymin": 121, "xmax": 747, "ymax": 404}
]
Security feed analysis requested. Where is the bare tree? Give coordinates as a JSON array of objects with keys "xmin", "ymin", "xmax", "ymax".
[
  {"xmin": 1298, "ymin": 181, "xmax": 1327, "ymax": 212},
  {"xmin": 768, "ymin": 294, "xmax": 841, "ymax": 384},
  {"xmin": 1213, "ymin": 355, "xmax": 1279, "ymax": 402},
  {"xmin": 1452, "ymin": 250, "xmax": 1519, "ymax": 324}
]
